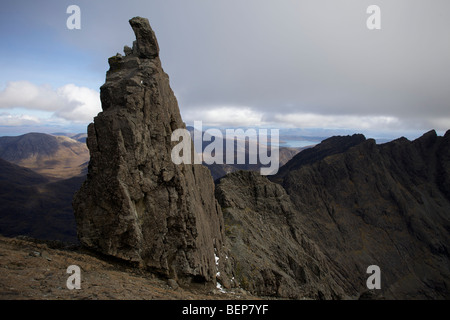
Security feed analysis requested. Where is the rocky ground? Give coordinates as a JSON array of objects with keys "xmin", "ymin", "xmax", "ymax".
[{"xmin": 0, "ymin": 235, "xmax": 254, "ymax": 300}]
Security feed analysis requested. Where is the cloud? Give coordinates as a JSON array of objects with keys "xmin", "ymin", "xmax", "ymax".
[
  {"xmin": 163, "ymin": 0, "xmax": 450, "ymax": 133},
  {"xmin": 0, "ymin": 112, "xmax": 41, "ymax": 126},
  {"xmin": 0, "ymin": 81, "xmax": 101, "ymax": 123},
  {"xmin": 0, "ymin": 81, "xmax": 63, "ymax": 111},
  {"xmin": 54, "ymin": 84, "xmax": 101, "ymax": 122},
  {"xmin": 2, "ymin": 1, "xmax": 450, "ymax": 136},
  {"xmin": 183, "ymin": 105, "xmax": 264, "ymax": 127},
  {"xmin": 181, "ymin": 104, "xmax": 450, "ymax": 134},
  {"xmin": 272, "ymin": 113, "xmax": 401, "ymax": 130}
]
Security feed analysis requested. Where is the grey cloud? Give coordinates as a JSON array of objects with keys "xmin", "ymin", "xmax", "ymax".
[
  {"xmin": 3, "ymin": 0, "xmax": 450, "ymax": 132},
  {"xmin": 152, "ymin": 0, "xmax": 450, "ymax": 130}
]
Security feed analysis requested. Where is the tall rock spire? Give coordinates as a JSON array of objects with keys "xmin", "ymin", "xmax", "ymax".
[{"xmin": 73, "ymin": 17, "xmax": 228, "ymax": 285}]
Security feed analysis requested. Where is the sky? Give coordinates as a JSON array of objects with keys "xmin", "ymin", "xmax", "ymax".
[{"xmin": 0, "ymin": 0, "xmax": 449, "ymax": 140}]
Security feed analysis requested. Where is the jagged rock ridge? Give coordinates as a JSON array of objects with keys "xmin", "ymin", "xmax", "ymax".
[
  {"xmin": 273, "ymin": 130, "xmax": 450, "ymax": 299},
  {"xmin": 216, "ymin": 131, "xmax": 450, "ymax": 299},
  {"xmin": 73, "ymin": 17, "xmax": 229, "ymax": 285},
  {"xmin": 71, "ymin": 15, "xmax": 450, "ymax": 299},
  {"xmin": 215, "ymin": 171, "xmax": 347, "ymax": 299}
]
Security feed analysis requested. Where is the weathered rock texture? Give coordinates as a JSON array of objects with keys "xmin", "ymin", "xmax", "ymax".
[
  {"xmin": 73, "ymin": 17, "xmax": 228, "ymax": 285},
  {"xmin": 71, "ymin": 15, "xmax": 450, "ymax": 299},
  {"xmin": 216, "ymin": 131, "xmax": 450, "ymax": 299},
  {"xmin": 216, "ymin": 171, "xmax": 348, "ymax": 299},
  {"xmin": 273, "ymin": 130, "xmax": 450, "ymax": 299}
]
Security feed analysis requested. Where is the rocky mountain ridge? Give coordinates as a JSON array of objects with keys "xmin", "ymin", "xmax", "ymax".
[
  {"xmin": 71, "ymin": 16, "xmax": 450, "ymax": 299},
  {"xmin": 215, "ymin": 171, "xmax": 348, "ymax": 299},
  {"xmin": 210, "ymin": 130, "xmax": 450, "ymax": 299},
  {"xmin": 3, "ymin": 16, "xmax": 448, "ymax": 300},
  {"xmin": 73, "ymin": 17, "xmax": 231, "ymax": 287},
  {"xmin": 271, "ymin": 130, "xmax": 450, "ymax": 298}
]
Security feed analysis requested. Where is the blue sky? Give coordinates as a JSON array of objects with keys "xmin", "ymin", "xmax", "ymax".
[
  {"xmin": 0, "ymin": 2, "xmax": 104, "ymax": 87},
  {"xmin": 1, "ymin": 0, "xmax": 449, "ymax": 140}
]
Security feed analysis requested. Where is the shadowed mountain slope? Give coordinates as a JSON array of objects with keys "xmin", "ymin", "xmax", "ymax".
[
  {"xmin": 0, "ymin": 133, "xmax": 89, "ymax": 180},
  {"xmin": 271, "ymin": 130, "xmax": 450, "ymax": 298},
  {"xmin": 0, "ymin": 158, "xmax": 81, "ymax": 242}
]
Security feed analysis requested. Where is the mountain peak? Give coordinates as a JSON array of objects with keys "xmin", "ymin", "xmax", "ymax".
[
  {"xmin": 273, "ymin": 133, "xmax": 366, "ymax": 181},
  {"xmin": 274, "ymin": 130, "xmax": 450, "ymax": 298},
  {"xmin": 0, "ymin": 132, "xmax": 88, "ymax": 180},
  {"xmin": 128, "ymin": 17, "xmax": 160, "ymax": 59},
  {"xmin": 73, "ymin": 17, "xmax": 230, "ymax": 285}
]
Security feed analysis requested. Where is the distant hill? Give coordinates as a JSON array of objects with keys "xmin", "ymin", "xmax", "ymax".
[
  {"xmin": 70, "ymin": 133, "xmax": 87, "ymax": 143},
  {"xmin": 52, "ymin": 132, "xmax": 88, "ymax": 143},
  {"xmin": 0, "ymin": 158, "xmax": 82, "ymax": 242},
  {"xmin": 0, "ymin": 133, "xmax": 89, "ymax": 180},
  {"xmin": 185, "ymin": 126, "xmax": 309, "ymax": 180}
]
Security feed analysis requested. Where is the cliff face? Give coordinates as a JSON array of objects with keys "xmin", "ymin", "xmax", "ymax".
[
  {"xmin": 274, "ymin": 130, "xmax": 450, "ymax": 298},
  {"xmin": 215, "ymin": 171, "xmax": 347, "ymax": 299},
  {"xmin": 73, "ymin": 17, "xmax": 228, "ymax": 285},
  {"xmin": 216, "ymin": 130, "xmax": 450, "ymax": 299}
]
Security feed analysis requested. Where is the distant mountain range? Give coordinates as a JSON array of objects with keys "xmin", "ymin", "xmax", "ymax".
[
  {"xmin": 0, "ymin": 133, "xmax": 89, "ymax": 180},
  {"xmin": 216, "ymin": 129, "xmax": 450, "ymax": 298},
  {"xmin": 185, "ymin": 126, "xmax": 313, "ymax": 180},
  {"xmin": 0, "ymin": 131, "xmax": 307, "ymax": 242},
  {"xmin": 1, "ymin": 129, "xmax": 449, "ymax": 298},
  {"xmin": 51, "ymin": 132, "xmax": 88, "ymax": 143},
  {"xmin": 0, "ymin": 132, "xmax": 90, "ymax": 242}
]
